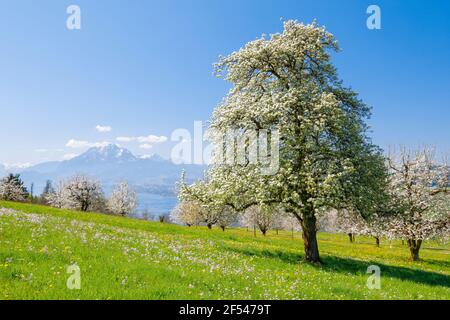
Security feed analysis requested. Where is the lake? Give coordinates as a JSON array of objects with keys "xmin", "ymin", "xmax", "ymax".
[{"xmin": 134, "ymin": 192, "xmax": 178, "ymax": 218}]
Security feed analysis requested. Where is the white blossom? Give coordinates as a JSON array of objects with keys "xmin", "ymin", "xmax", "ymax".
[
  {"xmin": 0, "ymin": 174, "xmax": 29, "ymax": 202},
  {"xmin": 385, "ymin": 147, "xmax": 449, "ymax": 260},
  {"xmin": 170, "ymin": 201, "xmax": 204, "ymax": 227},
  {"xmin": 47, "ymin": 175, "xmax": 104, "ymax": 212},
  {"xmin": 181, "ymin": 21, "xmax": 387, "ymax": 263},
  {"xmin": 107, "ymin": 182, "xmax": 137, "ymax": 216}
]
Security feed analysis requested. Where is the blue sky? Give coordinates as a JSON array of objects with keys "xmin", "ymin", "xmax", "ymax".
[{"xmin": 0, "ymin": 0, "xmax": 449, "ymax": 166}]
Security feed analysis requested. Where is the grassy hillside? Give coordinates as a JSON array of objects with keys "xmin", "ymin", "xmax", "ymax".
[{"xmin": 0, "ymin": 201, "xmax": 449, "ymax": 300}]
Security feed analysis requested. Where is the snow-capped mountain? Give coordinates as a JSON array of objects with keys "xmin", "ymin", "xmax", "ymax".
[
  {"xmin": 0, "ymin": 163, "xmax": 33, "ymax": 174},
  {"xmin": 71, "ymin": 144, "xmax": 137, "ymax": 163},
  {"xmin": 7, "ymin": 144, "xmax": 205, "ymax": 214}
]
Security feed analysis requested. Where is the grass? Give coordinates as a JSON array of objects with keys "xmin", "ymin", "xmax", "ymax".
[{"xmin": 0, "ymin": 200, "xmax": 449, "ymax": 300}]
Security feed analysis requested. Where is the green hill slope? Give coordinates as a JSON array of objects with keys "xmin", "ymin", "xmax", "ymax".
[{"xmin": 0, "ymin": 201, "xmax": 449, "ymax": 300}]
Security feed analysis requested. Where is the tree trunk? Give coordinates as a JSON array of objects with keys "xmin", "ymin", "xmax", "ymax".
[
  {"xmin": 299, "ymin": 212, "xmax": 321, "ymax": 264},
  {"xmin": 407, "ymin": 239, "xmax": 422, "ymax": 261},
  {"xmin": 375, "ymin": 237, "xmax": 380, "ymax": 247},
  {"xmin": 348, "ymin": 233, "xmax": 354, "ymax": 243},
  {"xmin": 220, "ymin": 226, "xmax": 225, "ymax": 231},
  {"xmin": 261, "ymin": 229, "xmax": 267, "ymax": 236},
  {"xmin": 207, "ymin": 223, "xmax": 212, "ymax": 230},
  {"xmin": 81, "ymin": 202, "xmax": 89, "ymax": 212}
]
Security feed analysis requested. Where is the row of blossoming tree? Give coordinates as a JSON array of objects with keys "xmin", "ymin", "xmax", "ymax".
[
  {"xmin": 330, "ymin": 148, "xmax": 449, "ymax": 260},
  {"xmin": 0, "ymin": 174, "xmax": 137, "ymax": 217},
  {"xmin": 178, "ymin": 20, "xmax": 449, "ymax": 263}
]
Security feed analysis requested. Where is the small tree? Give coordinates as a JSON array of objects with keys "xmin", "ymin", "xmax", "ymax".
[
  {"xmin": 217, "ymin": 206, "xmax": 237, "ymax": 231},
  {"xmin": 362, "ymin": 213, "xmax": 389, "ymax": 247},
  {"xmin": 50, "ymin": 175, "xmax": 104, "ymax": 212},
  {"xmin": 387, "ymin": 147, "xmax": 449, "ymax": 261},
  {"xmin": 45, "ymin": 181, "xmax": 67, "ymax": 208},
  {"xmin": 0, "ymin": 174, "xmax": 29, "ymax": 202},
  {"xmin": 318, "ymin": 209, "xmax": 388, "ymax": 247},
  {"xmin": 107, "ymin": 182, "xmax": 137, "ymax": 216},
  {"xmin": 335, "ymin": 209, "xmax": 367, "ymax": 243},
  {"xmin": 241, "ymin": 205, "xmax": 278, "ymax": 236},
  {"xmin": 200, "ymin": 206, "xmax": 222, "ymax": 229},
  {"xmin": 170, "ymin": 201, "xmax": 204, "ymax": 226}
]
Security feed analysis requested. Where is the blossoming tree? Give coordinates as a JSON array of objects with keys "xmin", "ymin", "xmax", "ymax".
[
  {"xmin": 216, "ymin": 206, "xmax": 238, "ymax": 231},
  {"xmin": 107, "ymin": 182, "xmax": 137, "ymax": 216},
  {"xmin": 0, "ymin": 174, "xmax": 29, "ymax": 202},
  {"xmin": 47, "ymin": 175, "xmax": 104, "ymax": 212},
  {"xmin": 241, "ymin": 205, "xmax": 280, "ymax": 236},
  {"xmin": 181, "ymin": 21, "xmax": 387, "ymax": 263},
  {"xmin": 386, "ymin": 148, "xmax": 449, "ymax": 260},
  {"xmin": 170, "ymin": 201, "xmax": 204, "ymax": 227}
]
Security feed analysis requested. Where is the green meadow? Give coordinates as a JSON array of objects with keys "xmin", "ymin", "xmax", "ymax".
[{"xmin": 0, "ymin": 201, "xmax": 449, "ymax": 300}]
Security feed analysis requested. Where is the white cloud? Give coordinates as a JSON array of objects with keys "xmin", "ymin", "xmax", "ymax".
[
  {"xmin": 117, "ymin": 134, "xmax": 167, "ymax": 144},
  {"xmin": 138, "ymin": 135, "xmax": 168, "ymax": 143},
  {"xmin": 66, "ymin": 139, "xmax": 110, "ymax": 149},
  {"xmin": 62, "ymin": 153, "xmax": 79, "ymax": 160},
  {"xmin": 139, "ymin": 144, "xmax": 153, "ymax": 149},
  {"xmin": 35, "ymin": 148, "xmax": 48, "ymax": 153},
  {"xmin": 116, "ymin": 134, "xmax": 167, "ymax": 151},
  {"xmin": 4, "ymin": 162, "xmax": 33, "ymax": 170},
  {"xmin": 95, "ymin": 125, "xmax": 112, "ymax": 133}
]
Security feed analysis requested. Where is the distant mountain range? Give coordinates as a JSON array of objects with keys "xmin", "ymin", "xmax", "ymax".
[{"xmin": 1, "ymin": 144, "xmax": 205, "ymax": 215}]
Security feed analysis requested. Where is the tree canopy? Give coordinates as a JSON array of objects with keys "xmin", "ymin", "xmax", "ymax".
[{"xmin": 180, "ymin": 21, "xmax": 389, "ymax": 263}]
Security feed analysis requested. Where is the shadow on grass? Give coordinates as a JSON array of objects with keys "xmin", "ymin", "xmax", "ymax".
[
  {"xmin": 420, "ymin": 258, "xmax": 450, "ymax": 270},
  {"xmin": 226, "ymin": 246, "xmax": 450, "ymax": 288},
  {"xmin": 422, "ymin": 247, "xmax": 450, "ymax": 253}
]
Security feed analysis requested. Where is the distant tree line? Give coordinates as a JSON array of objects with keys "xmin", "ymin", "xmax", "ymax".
[{"xmin": 0, "ymin": 174, "xmax": 137, "ymax": 217}]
